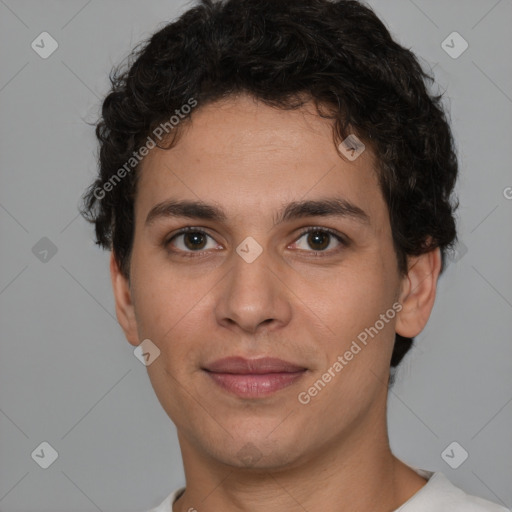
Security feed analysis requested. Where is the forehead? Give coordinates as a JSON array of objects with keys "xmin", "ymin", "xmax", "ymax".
[{"xmin": 135, "ymin": 94, "xmax": 387, "ymax": 230}]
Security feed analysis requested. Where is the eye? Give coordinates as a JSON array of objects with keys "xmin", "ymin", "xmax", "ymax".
[
  {"xmin": 165, "ymin": 228, "xmax": 220, "ymax": 255},
  {"xmin": 164, "ymin": 226, "xmax": 347, "ymax": 257},
  {"xmin": 290, "ymin": 227, "xmax": 346, "ymax": 255}
]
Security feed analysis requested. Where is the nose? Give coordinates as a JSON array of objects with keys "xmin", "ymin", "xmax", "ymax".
[{"xmin": 214, "ymin": 243, "xmax": 292, "ymax": 335}]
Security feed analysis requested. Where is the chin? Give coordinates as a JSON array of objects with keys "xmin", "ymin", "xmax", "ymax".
[{"xmin": 200, "ymin": 427, "xmax": 306, "ymax": 470}]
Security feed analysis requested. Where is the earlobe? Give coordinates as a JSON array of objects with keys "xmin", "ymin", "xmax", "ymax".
[
  {"xmin": 110, "ymin": 252, "xmax": 140, "ymax": 347},
  {"xmin": 395, "ymin": 247, "xmax": 442, "ymax": 339}
]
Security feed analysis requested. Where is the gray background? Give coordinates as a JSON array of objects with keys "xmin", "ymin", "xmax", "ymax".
[{"xmin": 0, "ymin": 0, "xmax": 511, "ymax": 511}]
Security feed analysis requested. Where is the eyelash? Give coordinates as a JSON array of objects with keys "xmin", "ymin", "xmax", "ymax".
[{"xmin": 164, "ymin": 226, "xmax": 347, "ymax": 258}]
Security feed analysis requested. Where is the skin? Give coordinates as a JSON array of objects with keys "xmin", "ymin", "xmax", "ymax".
[{"xmin": 111, "ymin": 92, "xmax": 442, "ymax": 512}]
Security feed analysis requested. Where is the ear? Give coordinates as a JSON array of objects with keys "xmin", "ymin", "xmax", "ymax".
[
  {"xmin": 395, "ymin": 246, "xmax": 442, "ymax": 338},
  {"xmin": 110, "ymin": 252, "xmax": 140, "ymax": 347}
]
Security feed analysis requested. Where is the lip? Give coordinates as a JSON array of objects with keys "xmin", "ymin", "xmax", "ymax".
[
  {"xmin": 204, "ymin": 356, "xmax": 307, "ymax": 374},
  {"xmin": 203, "ymin": 357, "xmax": 307, "ymax": 398}
]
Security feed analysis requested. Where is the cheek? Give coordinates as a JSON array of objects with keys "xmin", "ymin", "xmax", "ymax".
[
  {"xmin": 315, "ymin": 258, "xmax": 399, "ymax": 365},
  {"xmin": 129, "ymin": 250, "xmax": 218, "ymax": 373},
  {"xmin": 324, "ymin": 264, "xmax": 388, "ymax": 322},
  {"xmin": 129, "ymin": 239, "xmax": 198, "ymax": 331}
]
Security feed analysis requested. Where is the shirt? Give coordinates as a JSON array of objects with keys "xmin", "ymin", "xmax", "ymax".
[{"xmin": 145, "ymin": 467, "xmax": 510, "ymax": 512}]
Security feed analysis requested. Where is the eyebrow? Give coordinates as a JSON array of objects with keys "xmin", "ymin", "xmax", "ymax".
[{"xmin": 145, "ymin": 197, "xmax": 370, "ymax": 227}]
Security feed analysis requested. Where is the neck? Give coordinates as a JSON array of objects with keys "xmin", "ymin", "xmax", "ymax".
[{"xmin": 173, "ymin": 396, "xmax": 427, "ymax": 512}]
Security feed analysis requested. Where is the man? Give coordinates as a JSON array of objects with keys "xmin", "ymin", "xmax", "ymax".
[{"xmin": 81, "ymin": 0, "xmax": 509, "ymax": 510}]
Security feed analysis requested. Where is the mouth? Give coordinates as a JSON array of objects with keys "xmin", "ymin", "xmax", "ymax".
[{"xmin": 202, "ymin": 357, "xmax": 308, "ymax": 398}]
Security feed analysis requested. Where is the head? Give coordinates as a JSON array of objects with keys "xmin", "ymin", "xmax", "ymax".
[{"xmin": 81, "ymin": 0, "xmax": 458, "ymax": 470}]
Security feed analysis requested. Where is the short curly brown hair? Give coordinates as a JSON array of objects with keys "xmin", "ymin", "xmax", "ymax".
[{"xmin": 80, "ymin": 0, "xmax": 459, "ymax": 369}]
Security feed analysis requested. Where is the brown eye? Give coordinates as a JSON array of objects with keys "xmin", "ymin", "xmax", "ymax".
[
  {"xmin": 306, "ymin": 231, "xmax": 330, "ymax": 251},
  {"xmin": 166, "ymin": 228, "xmax": 218, "ymax": 253},
  {"xmin": 292, "ymin": 228, "xmax": 346, "ymax": 255},
  {"xmin": 182, "ymin": 231, "xmax": 208, "ymax": 250}
]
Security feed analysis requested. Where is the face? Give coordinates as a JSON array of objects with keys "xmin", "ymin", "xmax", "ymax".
[{"xmin": 112, "ymin": 93, "xmax": 439, "ymax": 471}]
